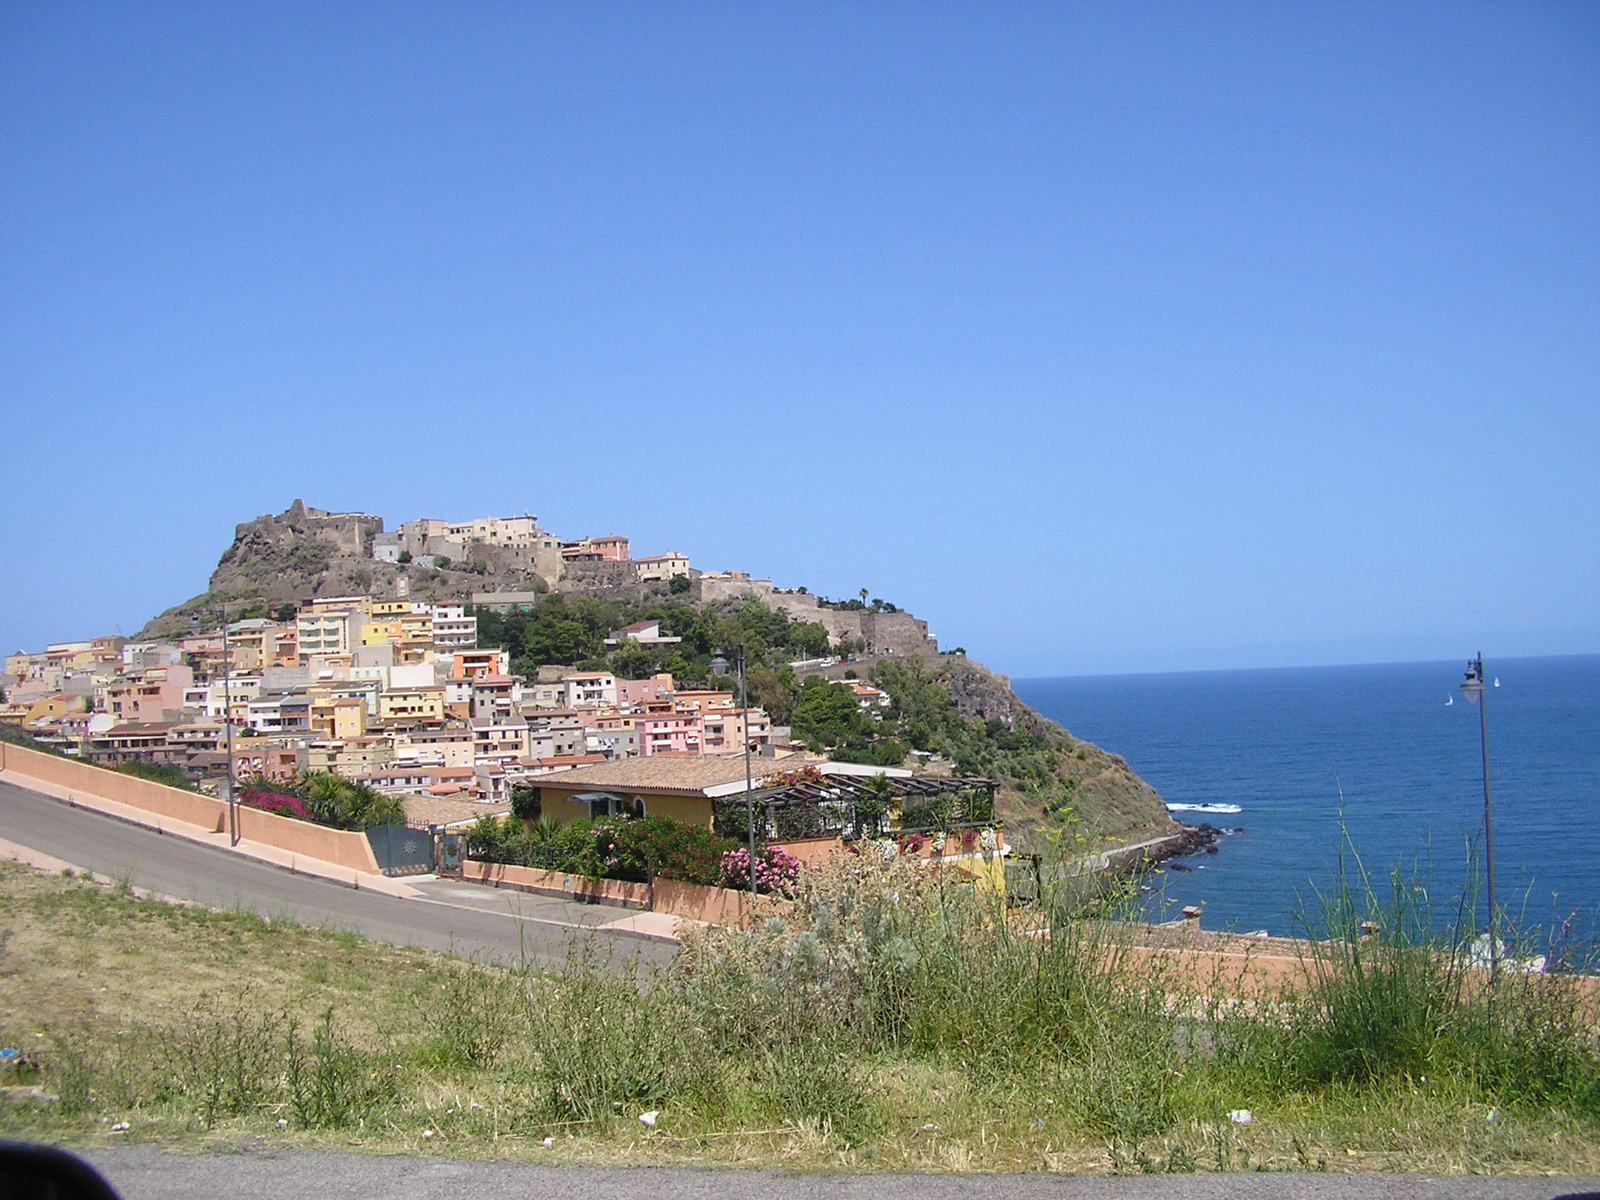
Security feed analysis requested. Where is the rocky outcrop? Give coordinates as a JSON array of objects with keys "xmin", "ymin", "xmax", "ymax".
[
  {"xmin": 136, "ymin": 501, "xmax": 551, "ymax": 638},
  {"xmin": 926, "ymin": 656, "xmax": 1177, "ymax": 851}
]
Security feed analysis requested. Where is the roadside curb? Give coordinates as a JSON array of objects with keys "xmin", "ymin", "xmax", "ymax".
[{"xmin": 0, "ymin": 770, "xmax": 422, "ymax": 899}]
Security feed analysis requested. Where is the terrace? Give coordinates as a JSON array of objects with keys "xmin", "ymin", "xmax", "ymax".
[{"xmin": 714, "ymin": 768, "xmax": 998, "ymax": 842}]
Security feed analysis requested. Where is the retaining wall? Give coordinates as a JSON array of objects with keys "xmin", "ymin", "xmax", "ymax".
[
  {"xmin": 0, "ymin": 742, "xmax": 227, "ymax": 831},
  {"xmin": 0, "ymin": 742, "xmax": 381, "ymax": 874},
  {"xmin": 460, "ymin": 858, "xmax": 759, "ymax": 925}
]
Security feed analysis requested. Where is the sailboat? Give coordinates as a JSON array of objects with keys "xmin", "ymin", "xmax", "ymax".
[
  {"xmin": 1446, "ymin": 695, "xmax": 1454, "ymax": 706},
  {"xmin": 1494, "ymin": 678, "xmax": 1500, "ymax": 687}
]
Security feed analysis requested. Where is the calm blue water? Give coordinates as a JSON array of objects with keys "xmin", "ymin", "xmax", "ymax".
[{"xmin": 1015, "ymin": 655, "xmax": 1600, "ymax": 942}]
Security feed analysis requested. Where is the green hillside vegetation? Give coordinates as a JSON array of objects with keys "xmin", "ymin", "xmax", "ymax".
[
  {"xmin": 0, "ymin": 722, "xmax": 60, "ymax": 755},
  {"xmin": 473, "ymin": 594, "xmax": 829, "ymax": 726},
  {"xmin": 475, "ymin": 595, "xmax": 1172, "ymax": 850},
  {"xmin": 3, "ymin": 859, "xmax": 1596, "ymax": 1175}
]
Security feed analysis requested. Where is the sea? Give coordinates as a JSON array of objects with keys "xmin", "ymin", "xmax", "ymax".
[{"xmin": 1014, "ymin": 654, "xmax": 1600, "ymax": 947}]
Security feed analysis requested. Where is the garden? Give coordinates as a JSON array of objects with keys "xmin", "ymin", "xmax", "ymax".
[
  {"xmin": 464, "ymin": 811, "xmax": 801, "ymax": 895},
  {"xmin": 235, "ymin": 770, "xmax": 406, "ymax": 831}
]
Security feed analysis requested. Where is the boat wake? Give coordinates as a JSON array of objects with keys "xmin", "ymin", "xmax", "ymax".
[{"xmin": 1166, "ymin": 802, "xmax": 1243, "ymax": 814}]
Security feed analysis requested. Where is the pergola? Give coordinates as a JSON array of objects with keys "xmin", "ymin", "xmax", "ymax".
[{"xmin": 712, "ymin": 773, "xmax": 999, "ymax": 842}]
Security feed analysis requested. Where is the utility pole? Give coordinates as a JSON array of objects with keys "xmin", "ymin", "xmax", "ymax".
[
  {"xmin": 221, "ymin": 605, "xmax": 238, "ymax": 846},
  {"xmin": 1459, "ymin": 653, "xmax": 1496, "ymax": 976},
  {"xmin": 740, "ymin": 641, "xmax": 756, "ymax": 897}
]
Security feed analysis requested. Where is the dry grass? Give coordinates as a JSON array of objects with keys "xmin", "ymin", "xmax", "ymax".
[{"xmin": 1, "ymin": 859, "xmax": 1598, "ymax": 1176}]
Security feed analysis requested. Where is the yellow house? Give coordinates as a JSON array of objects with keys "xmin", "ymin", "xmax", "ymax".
[
  {"xmin": 22, "ymin": 692, "xmax": 87, "ymax": 725},
  {"xmin": 371, "ymin": 600, "xmax": 430, "ymax": 619},
  {"xmin": 302, "ymin": 735, "xmax": 394, "ymax": 775},
  {"xmin": 360, "ymin": 619, "xmax": 404, "ymax": 647},
  {"xmin": 378, "ymin": 687, "xmax": 445, "ymax": 724},
  {"xmin": 309, "ymin": 694, "xmax": 368, "ymax": 739},
  {"xmin": 398, "ymin": 612, "xmax": 435, "ymax": 664},
  {"xmin": 531, "ymin": 757, "xmax": 803, "ymax": 827},
  {"xmin": 304, "ymin": 595, "xmax": 374, "ymax": 617}
]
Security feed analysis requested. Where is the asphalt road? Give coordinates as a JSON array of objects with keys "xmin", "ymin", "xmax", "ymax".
[
  {"xmin": 0, "ymin": 779, "xmax": 675, "ymax": 969},
  {"xmin": 76, "ymin": 1146, "xmax": 1600, "ymax": 1200}
]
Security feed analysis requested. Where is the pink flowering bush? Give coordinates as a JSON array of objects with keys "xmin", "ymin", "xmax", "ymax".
[
  {"xmin": 719, "ymin": 845, "xmax": 803, "ymax": 896},
  {"xmin": 238, "ymin": 786, "xmax": 311, "ymax": 821}
]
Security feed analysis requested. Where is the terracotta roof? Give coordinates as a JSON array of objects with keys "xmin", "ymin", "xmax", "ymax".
[
  {"xmin": 402, "ymin": 794, "xmax": 509, "ymax": 829},
  {"xmin": 534, "ymin": 755, "xmax": 801, "ymax": 795}
]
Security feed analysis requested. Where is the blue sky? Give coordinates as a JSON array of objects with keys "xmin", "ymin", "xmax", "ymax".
[{"xmin": 2, "ymin": 2, "xmax": 1596, "ymax": 677}]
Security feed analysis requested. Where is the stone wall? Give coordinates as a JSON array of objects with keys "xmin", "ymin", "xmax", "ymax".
[
  {"xmin": 462, "ymin": 542, "xmax": 564, "ymax": 587},
  {"xmin": 554, "ymin": 560, "xmax": 676, "ymax": 604},
  {"xmin": 229, "ymin": 500, "xmax": 383, "ymax": 560},
  {"xmin": 697, "ymin": 578, "xmax": 938, "ymax": 656}
]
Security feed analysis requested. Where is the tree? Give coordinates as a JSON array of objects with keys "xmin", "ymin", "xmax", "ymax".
[
  {"xmin": 788, "ymin": 620, "xmax": 830, "ymax": 659},
  {"xmin": 511, "ymin": 782, "xmax": 541, "ymax": 821},
  {"xmin": 747, "ymin": 662, "xmax": 796, "ymax": 726},
  {"xmin": 397, "ymin": 550, "xmax": 412, "ymax": 563},
  {"xmin": 669, "ymin": 573, "xmax": 691, "ymax": 594},
  {"xmin": 791, "ymin": 678, "xmax": 873, "ymax": 751}
]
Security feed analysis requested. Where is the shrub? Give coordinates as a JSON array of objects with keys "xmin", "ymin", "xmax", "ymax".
[
  {"xmin": 237, "ymin": 771, "xmax": 404, "ymax": 831},
  {"xmin": 114, "ymin": 760, "xmax": 196, "ymax": 790},
  {"xmin": 718, "ymin": 845, "xmax": 802, "ymax": 895},
  {"xmin": 595, "ymin": 816, "xmax": 740, "ymax": 886}
]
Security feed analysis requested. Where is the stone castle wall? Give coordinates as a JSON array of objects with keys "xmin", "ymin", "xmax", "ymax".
[
  {"xmin": 231, "ymin": 499, "xmax": 383, "ymax": 559},
  {"xmin": 695, "ymin": 577, "xmax": 937, "ymax": 656}
]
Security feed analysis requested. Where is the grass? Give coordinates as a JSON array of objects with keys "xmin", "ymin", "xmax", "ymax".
[{"xmin": 1, "ymin": 856, "xmax": 1597, "ymax": 1175}]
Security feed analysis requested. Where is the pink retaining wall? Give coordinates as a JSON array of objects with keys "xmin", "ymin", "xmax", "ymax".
[
  {"xmin": 460, "ymin": 858, "xmax": 759, "ymax": 925},
  {"xmin": 0, "ymin": 742, "xmax": 227, "ymax": 831},
  {"xmin": 462, "ymin": 859, "xmax": 652, "ymax": 908},
  {"xmin": 769, "ymin": 836, "xmax": 842, "ymax": 867},
  {"xmin": 1, "ymin": 742, "xmax": 380, "ymax": 874},
  {"xmin": 233, "ymin": 804, "xmax": 382, "ymax": 873},
  {"xmin": 651, "ymin": 878, "xmax": 755, "ymax": 925}
]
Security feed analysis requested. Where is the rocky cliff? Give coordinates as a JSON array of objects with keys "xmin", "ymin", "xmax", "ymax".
[
  {"xmin": 137, "ymin": 501, "xmax": 552, "ymax": 638},
  {"xmin": 928, "ymin": 655, "xmax": 1176, "ymax": 851}
]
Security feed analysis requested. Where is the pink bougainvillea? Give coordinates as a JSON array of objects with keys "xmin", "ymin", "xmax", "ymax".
[{"xmin": 238, "ymin": 788, "xmax": 310, "ymax": 821}]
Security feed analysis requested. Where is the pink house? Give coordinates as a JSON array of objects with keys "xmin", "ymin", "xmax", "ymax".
[
  {"xmin": 560, "ymin": 534, "xmax": 630, "ymax": 562},
  {"xmin": 637, "ymin": 711, "xmax": 703, "ymax": 756},
  {"xmin": 616, "ymin": 674, "xmax": 675, "ymax": 708},
  {"xmin": 104, "ymin": 663, "xmax": 194, "ymax": 725}
]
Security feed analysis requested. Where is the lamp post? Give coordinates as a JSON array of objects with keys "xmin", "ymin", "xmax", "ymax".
[
  {"xmin": 1458, "ymin": 653, "xmax": 1495, "ymax": 976},
  {"xmin": 221, "ymin": 606, "xmax": 238, "ymax": 846},
  {"xmin": 739, "ymin": 642, "xmax": 756, "ymax": 898}
]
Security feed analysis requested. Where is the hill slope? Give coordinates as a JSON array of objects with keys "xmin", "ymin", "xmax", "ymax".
[{"xmin": 135, "ymin": 501, "xmax": 1177, "ymax": 851}]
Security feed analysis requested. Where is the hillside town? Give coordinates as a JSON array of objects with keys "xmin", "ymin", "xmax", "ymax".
[{"xmin": 0, "ymin": 511, "xmax": 906, "ymax": 823}]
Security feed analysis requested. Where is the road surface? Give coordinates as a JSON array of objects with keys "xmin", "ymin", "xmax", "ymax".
[
  {"xmin": 0, "ymin": 779, "xmax": 675, "ymax": 969},
  {"xmin": 77, "ymin": 1146, "xmax": 1600, "ymax": 1200}
]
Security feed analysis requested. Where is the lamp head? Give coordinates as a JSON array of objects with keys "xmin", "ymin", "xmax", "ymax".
[
  {"xmin": 1459, "ymin": 657, "xmax": 1484, "ymax": 705},
  {"xmin": 709, "ymin": 654, "xmax": 729, "ymax": 677}
]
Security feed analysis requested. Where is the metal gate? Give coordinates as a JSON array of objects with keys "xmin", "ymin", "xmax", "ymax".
[
  {"xmin": 366, "ymin": 824, "xmax": 436, "ymax": 876},
  {"xmin": 437, "ymin": 831, "xmax": 463, "ymax": 876}
]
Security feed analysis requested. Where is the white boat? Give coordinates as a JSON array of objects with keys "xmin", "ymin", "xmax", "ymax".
[{"xmin": 1166, "ymin": 802, "xmax": 1243, "ymax": 814}]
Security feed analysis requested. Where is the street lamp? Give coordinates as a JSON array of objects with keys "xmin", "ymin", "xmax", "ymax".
[
  {"xmin": 1458, "ymin": 653, "xmax": 1495, "ymax": 976},
  {"xmin": 195, "ymin": 606, "xmax": 239, "ymax": 846},
  {"xmin": 738, "ymin": 643, "xmax": 756, "ymax": 898}
]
